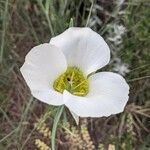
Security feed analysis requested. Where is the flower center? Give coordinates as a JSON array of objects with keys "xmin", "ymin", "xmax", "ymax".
[{"xmin": 53, "ymin": 67, "xmax": 89, "ymax": 96}]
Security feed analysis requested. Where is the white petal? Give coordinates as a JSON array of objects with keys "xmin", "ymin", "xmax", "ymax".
[
  {"xmin": 20, "ymin": 43, "xmax": 67, "ymax": 105},
  {"xmin": 31, "ymin": 89, "xmax": 64, "ymax": 106},
  {"xmin": 50, "ymin": 27, "xmax": 110, "ymax": 75},
  {"xmin": 63, "ymin": 72, "xmax": 129, "ymax": 117}
]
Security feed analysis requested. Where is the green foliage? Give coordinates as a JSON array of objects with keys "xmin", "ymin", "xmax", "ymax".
[{"xmin": 122, "ymin": 1, "xmax": 150, "ymax": 76}]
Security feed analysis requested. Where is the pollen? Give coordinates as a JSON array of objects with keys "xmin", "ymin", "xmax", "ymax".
[{"xmin": 53, "ymin": 67, "xmax": 89, "ymax": 96}]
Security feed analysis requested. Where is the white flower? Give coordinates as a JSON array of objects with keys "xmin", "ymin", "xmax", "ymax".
[
  {"xmin": 108, "ymin": 24, "xmax": 126, "ymax": 45},
  {"xmin": 117, "ymin": 0, "xmax": 125, "ymax": 7},
  {"xmin": 113, "ymin": 58, "xmax": 130, "ymax": 76},
  {"xmin": 20, "ymin": 27, "xmax": 129, "ymax": 118}
]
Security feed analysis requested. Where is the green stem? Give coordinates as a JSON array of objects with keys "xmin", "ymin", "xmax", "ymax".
[
  {"xmin": 37, "ymin": 0, "xmax": 54, "ymax": 36},
  {"xmin": 46, "ymin": 13, "xmax": 54, "ymax": 36},
  {"xmin": 85, "ymin": 0, "xmax": 94, "ymax": 27},
  {"xmin": 51, "ymin": 105, "xmax": 64, "ymax": 150},
  {"xmin": 0, "ymin": 0, "xmax": 8, "ymax": 64}
]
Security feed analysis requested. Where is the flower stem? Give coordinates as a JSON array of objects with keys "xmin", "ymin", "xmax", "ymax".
[{"xmin": 51, "ymin": 105, "xmax": 64, "ymax": 150}]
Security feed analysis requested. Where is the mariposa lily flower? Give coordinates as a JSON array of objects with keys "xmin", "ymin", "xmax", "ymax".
[{"xmin": 20, "ymin": 27, "xmax": 129, "ymax": 118}]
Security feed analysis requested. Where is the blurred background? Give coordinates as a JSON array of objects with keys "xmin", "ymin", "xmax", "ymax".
[{"xmin": 0, "ymin": 0, "xmax": 150, "ymax": 149}]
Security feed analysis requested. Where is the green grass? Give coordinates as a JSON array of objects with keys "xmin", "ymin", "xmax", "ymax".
[{"xmin": 0, "ymin": 0, "xmax": 150, "ymax": 149}]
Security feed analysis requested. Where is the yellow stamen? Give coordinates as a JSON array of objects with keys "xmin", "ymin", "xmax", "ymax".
[{"xmin": 53, "ymin": 67, "xmax": 89, "ymax": 96}]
